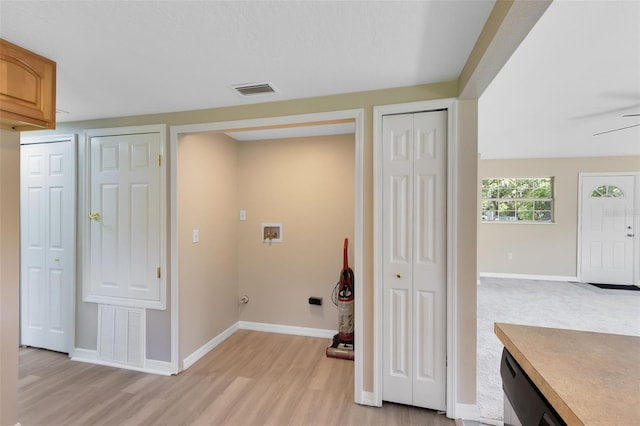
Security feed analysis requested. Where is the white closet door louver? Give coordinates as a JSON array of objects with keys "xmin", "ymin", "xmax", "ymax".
[{"xmin": 98, "ymin": 304, "xmax": 145, "ymax": 367}]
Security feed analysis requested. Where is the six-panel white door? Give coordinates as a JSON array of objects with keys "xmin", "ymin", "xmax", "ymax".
[
  {"xmin": 382, "ymin": 110, "xmax": 447, "ymax": 410},
  {"xmin": 20, "ymin": 140, "xmax": 75, "ymax": 353},
  {"xmin": 85, "ymin": 130, "xmax": 163, "ymax": 307},
  {"xmin": 580, "ymin": 174, "xmax": 637, "ymax": 285}
]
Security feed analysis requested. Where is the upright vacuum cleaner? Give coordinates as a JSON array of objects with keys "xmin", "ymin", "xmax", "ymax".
[{"xmin": 326, "ymin": 238, "xmax": 354, "ymax": 361}]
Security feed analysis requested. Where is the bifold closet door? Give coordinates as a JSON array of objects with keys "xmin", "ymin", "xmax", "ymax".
[
  {"xmin": 382, "ymin": 110, "xmax": 447, "ymax": 411},
  {"xmin": 21, "ymin": 140, "xmax": 75, "ymax": 353}
]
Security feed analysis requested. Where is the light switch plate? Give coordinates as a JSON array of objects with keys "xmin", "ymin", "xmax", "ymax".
[
  {"xmin": 239, "ymin": 210, "xmax": 246, "ymax": 221},
  {"xmin": 193, "ymin": 229, "xmax": 199, "ymax": 243}
]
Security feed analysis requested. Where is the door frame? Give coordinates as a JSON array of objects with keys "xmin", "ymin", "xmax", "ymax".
[
  {"xmin": 20, "ymin": 133, "xmax": 77, "ymax": 354},
  {"xmin": 373, "ymin": 98, "xmax": 458, "ymax": 417},
  {"xmin": 577, "ymin": 172, "xmax": 640, "ymax": 286},
  {"xmin": 169, "ymin": 109, "xmax": 365, "ymax": 399}
]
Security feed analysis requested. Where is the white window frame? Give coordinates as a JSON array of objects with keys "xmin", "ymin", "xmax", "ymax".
[{"xmin": 481, "ymin": 177, "xmax": 554, "ymax": 223}]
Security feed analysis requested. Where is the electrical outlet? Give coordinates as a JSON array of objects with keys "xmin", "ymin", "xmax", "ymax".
[
  {"xmin": 507, "ymin": 252, "xmax": 513, "ymax": 260},
  {"xmin": 308, "ymin": 297, "xmax": 323, "ymax": 306}
]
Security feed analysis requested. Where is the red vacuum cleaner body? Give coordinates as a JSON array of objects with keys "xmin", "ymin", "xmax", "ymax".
[
  {"xmin": 327, "ymin": 238, "xmax": 354, "ymax": 360},
  {"xmin": 337, "ymin": 238, "xmax": 354, "ymax": 343}
]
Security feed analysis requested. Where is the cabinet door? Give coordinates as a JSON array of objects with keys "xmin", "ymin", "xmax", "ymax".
[
  {"xmin": 84, "ymin": 127, "xmax": 166, "ymax": 310},
  {"xmin": 0, "ymin": 38, "xmax": 56, "ymax": 129}
]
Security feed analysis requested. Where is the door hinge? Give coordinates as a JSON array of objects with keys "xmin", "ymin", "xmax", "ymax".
[
  {"xmin": 157, "ymin": 154, "xmax": 162, "ymax": 167},
  {"xmin": 157, "ymin": 267, "xmax": 161, "ymax": 279}
]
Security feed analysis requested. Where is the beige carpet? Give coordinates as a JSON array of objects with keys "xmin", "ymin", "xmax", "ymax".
[{"xmin": 477, "ymin": 277, "xmax": 640, "ymax": 421}]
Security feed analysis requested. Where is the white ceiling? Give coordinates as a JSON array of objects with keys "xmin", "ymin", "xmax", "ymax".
[
  {"xmin": 479, "ymin": 0, "xmax": 640, "ymax": 159},
  {"xmin": 0, "ymin": 0, "xmax": 493, "ymax": 122},
  {"xmin": 1, "ymin": 1, "xmax": 638, "ymax": 158}
]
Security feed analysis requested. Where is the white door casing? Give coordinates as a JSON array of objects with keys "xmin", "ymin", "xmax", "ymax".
[
  {"xmin": 20, "ymin": 138, "xmax": 76, "ymax": 353},
  {"xmin": 579, "ymin": 173, "xmax": 638, "ymax": 286},
  {"xmin": 382, "ymin": 110, "xmax": 447, "ymax": 411},
  {"xmin": 84, "ymin": 126, "xmax": 166, "ymax": 309}
]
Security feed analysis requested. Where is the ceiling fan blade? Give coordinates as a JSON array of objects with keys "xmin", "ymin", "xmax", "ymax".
[
  {"xmin": 622, "ymin": 113, "xmax": 640, "ymax": 117},
  {"xmin": 593, "ymin": 123, "xmax": 640, "ymax": 136}
]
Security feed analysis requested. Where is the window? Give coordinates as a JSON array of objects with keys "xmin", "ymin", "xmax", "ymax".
[
  {"xmin": 591, "ymin": 185, "xmax": 623, "ymax": 198},
  {"xmin": 481, "ymin": 177, "xmax": 553, "ymax": 222}
]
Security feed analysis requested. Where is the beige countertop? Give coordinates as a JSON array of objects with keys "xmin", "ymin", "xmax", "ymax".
[{"xmin": 495, "ymin": 322, "xmax": 640, "ymax": 426}]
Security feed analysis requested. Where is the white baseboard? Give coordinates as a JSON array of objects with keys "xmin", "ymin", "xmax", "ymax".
[
  {"xmin": 477, "ymin": 418, "xmax": 503, "ymax": 426},
  {"xmin": 479, "ymin": 272, "xmax": 577, "ymax": 282},
  {"xmin": 455, "ymin": 403, "xmax": 480, "ymax": 421},
  {"xmin": 145, "ymin": 359, "xmax": 174, "ymax": 375},
  {"xmin": 357, "ymin": 391, "xmax": 379, "ymax": 407},
  {"xmin": 238, "ymin": 321, "xmax": 336, "ymax": 339},
  {"xmin": 71, "ymin": 348, "xmax": 173, "ymax": 376},
  {"xmin": 182, "ymin": 322, "xmax": 239, "ymax": 370},
  {"xmin": 71, "ymin": 347, "xmax": 97, "ymax": 361}
]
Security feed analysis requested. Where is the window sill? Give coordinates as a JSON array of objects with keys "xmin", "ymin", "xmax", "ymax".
[{"xmin": 480, "ymin": 221, "xmax": 556, "ymax": 225}]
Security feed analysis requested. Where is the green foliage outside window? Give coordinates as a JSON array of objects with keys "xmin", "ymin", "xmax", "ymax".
[{"xmin": 481, "ymin": 178, "xmax": 553, "ymax": 222}]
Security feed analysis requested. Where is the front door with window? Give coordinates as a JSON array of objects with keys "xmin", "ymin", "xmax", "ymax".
[{"xmin": 579, "ymin": 173, "xmax": 638, "ymax": 285}]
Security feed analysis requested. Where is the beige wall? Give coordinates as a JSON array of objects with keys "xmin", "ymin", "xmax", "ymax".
[
  {"xmin": 0, "ymin": 129, "xmax": 20, "ymax": 426},
  {"xmin": 178, "ymin": 132, "xmax": 239, "ymax": 360},
  {"xmin": 456, "ymin": 101, "xmax": 478, "ymax": 403},
  {"xmin": 478, "ymin": 156, "xmax": 640, "ymax": 277},
  {"xmin": 177, "ymin": 132, "xmax": 355, "ymax": 357},
  {"xmin": 237, "ymin": 134, "xmax": 354, "ymax": 330}
]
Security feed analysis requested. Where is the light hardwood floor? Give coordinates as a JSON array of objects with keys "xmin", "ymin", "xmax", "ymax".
[{"xmin": 18, "ymin": 330, "xmax": 453, "ymax": 426}]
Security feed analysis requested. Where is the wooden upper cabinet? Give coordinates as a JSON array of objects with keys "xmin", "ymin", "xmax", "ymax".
[{"xmin": 0, "ymin": 38, "xmax": 56, "ymax": 130}]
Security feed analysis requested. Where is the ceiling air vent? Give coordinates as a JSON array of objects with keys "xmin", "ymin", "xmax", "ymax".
[{"xmin": 232, "ymin": 82, "xmax": 278, "ymax": 97}]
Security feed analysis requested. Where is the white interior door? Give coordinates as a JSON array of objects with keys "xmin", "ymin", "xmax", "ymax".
[
  {"xmin": 580, "ymin": 174, "xmax": 637, "ymax": 285},
  {"xmin": 84, "ymin": 129, "xmax": 164, "ymax": 308},
  {"xmin": 382, "ymin": 110, "xmax": 447, "ymax": 410},
  {"xmin": 20, "ymin": 139, "xmax": 75, "ymax": 353}
]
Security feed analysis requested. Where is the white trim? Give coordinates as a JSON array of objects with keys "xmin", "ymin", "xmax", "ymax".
[
  {"xmin": 170, "ymin": 123, "xmax": 180, "ymax": 374},
  {"xmin": 373, "ymin": 98, "xmax": 459, "ymax": 415},
  {"xmin": 479, "ymin": 272, "xmax": 577, "ymax": 282},
  {"xmin": 20, "ymin": 133, "xmax": 76, "ymax": 145},
  {"xmin": 169, "ymin": 108, "xmax": 365, "ymax": 397},
  {"xmin": 71, "ymin": 347, "xmax": 98, "ymax": 361},
  {"xmin": 359, "ymin": 391, "xmax": 378, "ymax": 407},
  {"xmin": 577, "ymin": 172, "xmax": 640, "ymax": 286},
  {"xmin": 182, "ymin": 322, "xmax": 239, "ymax": 370},
  {"xmin": 477, "ymin": 417, "xmax": 504, "ymax": 426},
  {"xmin": 352, "ymin": 109, "xmax": 365, "ymax": 405},
  {"xmin": 82, "ymin": 124, "xmax": 168, "ymax": 310},
  {"xmin": 144, "ymin": 359, "xmax": 174, "ymax": 375},
  {"xmin": 455, "ymin": 404, "xmax": 481, "ymax": 422},
  {"xmin": 71, "ymin": 348, "xmax": 173, "ymax": 376},
  {"xmin": 238, "ymin": 321, "xmax": 335, "ymax": 339}
]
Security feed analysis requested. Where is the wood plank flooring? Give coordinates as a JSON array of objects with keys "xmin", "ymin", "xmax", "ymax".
[{"xmin": 18, "ymin": 330, "xmax": 453, "ymax": 426}]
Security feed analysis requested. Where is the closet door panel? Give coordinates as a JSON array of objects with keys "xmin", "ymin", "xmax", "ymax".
[
  {"xmin": 382, "ymin": 114, "xmax": 414, "ymax": 405},
  {"xmin": 412, "ymin": 111, "xmax": 447, "ymax": 410}
]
